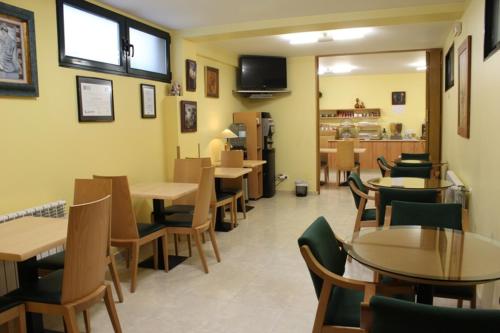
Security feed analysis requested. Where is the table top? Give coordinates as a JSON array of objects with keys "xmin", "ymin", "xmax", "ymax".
[
  {"xmin": 0, "ymin": 217, "xmax": 68, "ymax": 262},
  {"xmin": 213, "ymin": 160, "xmax": 267, "ymax": 168},
  {"xmin": 130, "ymin": 182, "xmax": 198, "ymax": 200},
  {"xmin": 367, "ymin": 177, "xmax": 453, "ymax": 190},
  {"xmin": 214, "ymin": 167, "xmax": 252, "ymax": 179},
  {"xmin": 320, "ymin": 148, "xmax": 367, "ymax": 154},
  {"xmin": 394, "ymin": 158, "xmax": 448, "ymax": 166},
  {"xmin": 345, "ymin": 226, "xmax": 500, "ymax": 285}
]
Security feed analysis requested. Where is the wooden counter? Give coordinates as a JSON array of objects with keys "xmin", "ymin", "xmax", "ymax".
[{"xmin": 324, "ymin": 140, "xmax": 426, "ymax": 169}]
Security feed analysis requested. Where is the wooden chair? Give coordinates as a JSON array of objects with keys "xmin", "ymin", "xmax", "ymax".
[
  {"xmin": 220, "ymin": 150, "xmax": 246, "ymax": 221},
  {"xmin": 36, "ymin": 178, "xmax": 124, "ymax": 303},
  {"xmin": 376, "ymin": 156, "xmax": 391, "ymax": 177},
  {"xmin": 94, "ymin": 175, "xmax": 168, "ymax": 293},
  {"xmin": 319, "ymin": 136, "xmax": 331, "ymax": 183},
  {"xmin": 401, "ymin": 152, "xmax": 430, "ymax": 161},
  {"xmin": 334, "ymin": 140, "xmax": 359, "ymax": 186},
  {"xmin": 12, "ymin": 197, "xmax": 122, "ymax": 333},
  {"xmin": 0, "ymin": 299, "xmax": 26, "ymax": 333},
  {"xmin": 161, "ymin": 167, "xmax": 221, "ymax": 273},
  {"xmin": 347, "ymin": 172, "xmax": 377, "ymax": 234}
]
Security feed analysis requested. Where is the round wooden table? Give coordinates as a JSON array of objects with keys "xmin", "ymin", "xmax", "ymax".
[
  {"xmin": 367, "ymin": 177, "xmax": 453, "ymax": 191},
  {"xmin": 344, "ymin": 226, "xmax": 500, "ymax": 303}
]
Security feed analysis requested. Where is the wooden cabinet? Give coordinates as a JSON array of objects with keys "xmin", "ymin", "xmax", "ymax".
[
  {"xmin": 358, "ymin": 141, "xmax": 372, "ymax": 169},
  {"xmin": 233, "ymin": 112, "xmax": 263, "ymax": 199},
  {"xmin": 387, "ymin": 142, "xmax": 403, "ymax": 162},
  {"xmin": 371, "ymin": 142, "xmax": 388, "ymax": 169}
]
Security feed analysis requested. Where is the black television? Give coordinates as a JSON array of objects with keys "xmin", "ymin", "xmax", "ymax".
[{"xmin": 237, "ymin": 56, "xmax": 287, "ymax": 91}]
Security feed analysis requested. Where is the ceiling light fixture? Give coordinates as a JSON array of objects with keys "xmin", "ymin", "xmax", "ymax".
[
  {"xmin": 318, "ymin": 64, "xmax": 357, "ymax": 75},
  {"xmin": 281, "ymin": 27, "xmax": 373, "ymax": 45},
  {"xmin": 330, "ymin": 27, "xmax": 373, "ymax": 40}
]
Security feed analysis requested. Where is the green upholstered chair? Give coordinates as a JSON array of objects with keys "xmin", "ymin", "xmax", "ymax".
[
  {"xmin": 362, "ymin": 296, "xmax": 500, "ymax": 333},
  {"xmin": 0, "ymin": 297, "xmax": 26, "ymax": 332},
  {"xmin": 298, "ymin": 216, "xmax": 369, "ymax": 333},
  {"xmin": 348, "ymin": 173, "xmax": 377, "ymax": 234},
  {"xmin": 376, "ymin": 156, "xmax": 391, "ymax": 177},
  {"xmin": 390, "ymin": 201, "xmax": 475, "ymax": 308},
  {"xmin": 396, "ymin": 161, "xmax": 433, "ymax": 168},
  {"xmin": 390, "ymin": 165, "xmax": 432, "ymax": 178},
  {"xmin": 377, "ymin": 188, "xmax": 438, "ymax": 226},
  {"xmin": 401, "ymin": 153, "xmax": 430, "ymax": 160}
]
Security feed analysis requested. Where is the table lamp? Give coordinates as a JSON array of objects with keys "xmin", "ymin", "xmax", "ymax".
[{"xmin": 219, "ymin": 128, "xmax": 238, "ymax": 151}]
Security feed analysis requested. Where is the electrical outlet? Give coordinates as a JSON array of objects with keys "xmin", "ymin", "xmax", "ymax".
[{"xmin": 278, "ymin": 174, "xmax": 288, "ymax": 180}]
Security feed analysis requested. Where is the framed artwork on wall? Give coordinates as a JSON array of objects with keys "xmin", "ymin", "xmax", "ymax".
[
  {"xmin": 391, "ymin": 91, "xmax": 406, "ymax": 105},
  {"xmin": 186, "ymin": 59, "xmax": 196, "ymax": 92},
  {"xmin": 205, "ymin": 66, "xmax": 219, "ymax": 98},
  {"xmin": 76, "ymin": 76, "xmax": 114, "ymax": 122},
  {"xmin": 445, "ymin": 44, "xmax": 455, "ymax": 91},
  {"xmin": 0, "ymin": 2, "xmax": 38, "ymax": 97},
  {"xmin": 458, "ymin": 36, "xmax": 472, "ymax": 138},
  {"xmin": 140, "ymin": 84, "xmax": 156, "ymax": 118},
  {"xmin": 484, "ymin": 0, "xmax": 500, "ymax": 60},
  {"xmin": 180, "ymin": 100, "xmax": 197, "ymax": 133}
]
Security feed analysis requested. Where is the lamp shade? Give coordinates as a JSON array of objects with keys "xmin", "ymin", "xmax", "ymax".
[{"xmin": 219, "ymin": 128, "xmax": 238, "ymax": 139}]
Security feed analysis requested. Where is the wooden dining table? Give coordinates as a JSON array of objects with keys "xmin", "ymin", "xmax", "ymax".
[
  {"xmin": 0, "ymin": 216, "xmax": 68, "ymax": 333},
  {"xmin": 345, "ymin": 226, "xmax": 500, "ymax": 304},
  {"xmin": 129, "ymin": 182, "xmax": 198, "ymax": 270}
]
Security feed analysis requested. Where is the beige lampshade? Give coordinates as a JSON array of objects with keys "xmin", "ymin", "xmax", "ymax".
[{"xmin": 219, "ymin": 128, "xmax": 238, "ymax": 139}]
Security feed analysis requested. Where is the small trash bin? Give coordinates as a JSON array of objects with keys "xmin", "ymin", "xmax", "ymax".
[{"xmin": 295, "ymin": 180, "xmax": 308, "ymax": 197}]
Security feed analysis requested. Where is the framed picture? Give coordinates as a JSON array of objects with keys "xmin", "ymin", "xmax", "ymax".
[
  {"xmin": 445, "ymin": 44, "xmax": 455, "ymax": 91},
  {"xmin": 205, "ymin": 66, "xmax": 219, "ymax": 98},
  {"xmin": 186, "ymin": 59, "xmax": 196, "ymax": 92},
  {"xmin": 180, "ymin": 101, "xmax": 197, "ymax": 133},
  {"xmin": 392, "ymin": 91, "xmax": 406, "ymax": 105},
  {"xmin": 140, "ymin": 84, "xmax": 156, "ymax": 118},
  {"xmin": 458, "ymin": 36, "xmax": 472, "ymax": 138},
  {"xmin": 76, "ymin": 76, "xmax": 114, "ymax": 122},
  {"xmin": 0, "ymin": 2, "xmax": 38, "ymax": 97},
  {"xmin": 484, "ymin": 0, "xmax": 500, "ymax": 60}
]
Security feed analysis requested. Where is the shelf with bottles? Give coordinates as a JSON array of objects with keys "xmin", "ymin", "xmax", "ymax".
[{"xmin": 319, "ymin": 108, "xmax": 381, "ymax": 120}]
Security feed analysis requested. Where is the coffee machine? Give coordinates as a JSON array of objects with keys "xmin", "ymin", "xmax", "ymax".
[
  {"xmin": 228, "ymin": 123, "xmax": 247, "ymax": 156},
  {"xmin": 261, "ymin": 112, "xmax": 276, "ymax": 198}
]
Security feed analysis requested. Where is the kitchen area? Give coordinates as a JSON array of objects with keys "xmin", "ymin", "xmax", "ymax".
[{"xmin": 318, "ymin": 51, "xmax": 428, "ymax": 173}]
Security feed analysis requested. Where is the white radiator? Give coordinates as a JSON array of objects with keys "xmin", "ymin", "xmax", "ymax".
[
  {"xmin": 445, "ymin": 170, "xmax": 469, "ymax": 208},
  {"xmin": 0, "ymin": 200, "xmax": 67, "ymax": 295}
]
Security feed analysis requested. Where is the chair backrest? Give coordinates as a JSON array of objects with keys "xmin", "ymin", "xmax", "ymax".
[
  {"xmin": 298, "ymin": 217, "xmax": 347, "ymax": 299},
  {"xmin": 220, "ymin": 150, "xmax": 244, "ymax": 192},
  {"xmin": 390, "ymin": 166, "xmax": 431, "ymax": 179},
  {"xmin": 390, "ymin": 201, "xmax": 463, "ymax": 230},
  {"xmin": 335, "ymin": 140, "xmax": 355, "ymax": 170},
  {"xmin": 376, "ymin": 156, "xmax": 390, "ymax": 177},
  {"xmin": 319, "ymin": 136, "xmax": 333, "ymax": 163},
  {"xmin": 61, "ymin": 196, "xmax": 111, "ymax": 304},
  {"xmin": 401, "ymin": 153, "xmax": 430, "ymax": 161},
  {"xmin": 94, "ymin": 175, "xmax": 139, "ymax": 240},
  {"xmin": 191, "ymin": 167, "xmax": 215, "ymax": 228},
  {"xmin": 378, "ymin": 188, "xmax": 439, "ymax": 226},
  {"xmin": 348, "ymin": 172, "xmax": 368, "ymax": 209},
  {"xmin": 173, "ymin": 158, "xmax": 204, "ymax": 205},
  {"xmin": 73, "ymin": 178, "xmax": 112, "ymax": 205},
  {"xmin": 366, "ymin": 296, "xmax": 500, "ymax": 333},
  {"xmin": 396, "ymin": 161, "xmax": 433, "ymax": 168}
]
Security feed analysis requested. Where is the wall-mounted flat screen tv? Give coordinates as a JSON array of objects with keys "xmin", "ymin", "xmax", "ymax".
[{"xmin": 237, "ymin": 56, "xmax": 287, "ymax": 91}]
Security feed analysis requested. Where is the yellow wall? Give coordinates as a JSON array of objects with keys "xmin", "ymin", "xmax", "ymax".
[
  {"xmin": 442, "ymin": 0, "xmax": 500, "ymax": 308},
  {"xmin": 0, "ymin": 0, "xmax": 243, "ymax": 218},
  {"xmin": 319, "ymin": 73, "xmax": 426, "ymax": 136},
  {"xmin": 243, "ymin": 56, "xmax": 317, "ymax": 192}
]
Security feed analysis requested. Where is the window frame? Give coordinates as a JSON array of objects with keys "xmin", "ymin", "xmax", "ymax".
[{"xmin": 56, "ymin": 0, "xmax": 172, "ymax": 83}]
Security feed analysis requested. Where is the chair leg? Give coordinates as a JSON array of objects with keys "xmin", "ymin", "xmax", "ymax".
[
  {"xmin": 17, "ymin": 306, "xmax": 26, "ymax": 333},
  {"xmin": 174, "ymin": 234, "xmax": 179, "ymax": 256},
  {"xmin": 208, "ymin": 227, "xmax": 221, "ymax": 262},
  {"xmin": 103, "ymin": 285, "xmax": 123, "ymax": 333},
  {"xmin": 125, "ymin": 248, "xmax": 130, "ymax": 269},
  {"xmin": 83, "ymin": 310, "xmax": 91, "ymax": 333},
  {"xmin": 62, "ymin": 307, "xmax": 79, "ymax": 333},
  {"xmin": 108, "ymin": 254, "xmax": 124, "ymax": 303},
  {"xmin": 6, "ymin": 321, "xmax": 15, "ymax": 333},
  {"xmin": 130, "ymin": 243, "xmax": 140, "ymax": 293},
  {"xmin": 458, "ymin": 299, "xmax": 463, "ymax": 308},
  {"xmin": 471, "ymin": 297, "xmax": 477, "ymax": 309},
  {"xmin": 211, "ymin": 206, "xmax": 217, "ymax": 232},
  {"xmin": 336, "ymin": 170, "xmax": 340, "ymax": 187},
  {"xmin": 240, "ymin": 195, "xmax": 246, "ymax": 219},
  {"xmin": 194, "ymin": 231, "xmax": 209, "ymax": 273},
  {"xmin": 187, "ymin": 235, "xmax": 192, "ymax": 257},
  {"xmin": 230, "ymin": 202, "xmax": 237, "ymax": 229},
  {"xmin": 161, "ymin": 234, "xmax": 169, "ymax": 272},
  {"xmin": 152, "ymin": 239, "xmax": 158, "ymax": 270}
]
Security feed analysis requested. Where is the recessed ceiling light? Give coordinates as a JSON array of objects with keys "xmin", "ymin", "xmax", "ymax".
[
  {"xmin": 281, "ymin": 27, "xmax": 373, "ymax": 45},
  {"xmin": 281, "ymin": 32, "xmax": 320, "ymax": 45},
  {"xmin": 330, "ymin": 28, "xmax": 373, "ymax": 41}
]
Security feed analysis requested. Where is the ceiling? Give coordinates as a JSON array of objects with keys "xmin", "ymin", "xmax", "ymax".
[
  {"xmin": 101, "ymin": 0, "xmax": 464, "ymax": 30},
  {"xmin": 318, "ymin": 51, "xmax": 427, "ymax": 76}
]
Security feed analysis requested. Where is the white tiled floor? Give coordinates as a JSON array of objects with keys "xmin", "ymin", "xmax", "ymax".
[{"xmin": 44, "ymin": 170, "xmax": 458, "ymax": 332}]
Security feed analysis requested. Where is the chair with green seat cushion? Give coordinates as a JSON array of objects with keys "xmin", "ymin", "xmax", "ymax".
[
  {"xmin": 378, "ymin": 188, "xmax": 438, "ymax": 226},
  {"xmin": 390, "ymin": 201, "xmax": 475, "ymax": 308},
  {"xmin": 376, "ymin": 156, "xmax": 391, "ymax": 177},
  {"xmin": 390, "ymin": 165, "xmax": 432, "ymax": 178},
  {"xmin": 347, "ymin": 173, "xmax": 377, "ymax": 234},
  {"xmin": 401, "ymin": 153, "xmax": 430, "ymax": 160},
  {"xmin": 364, "ymin": 296, "xmax": 500, "ymax": 333},
  {"xmin": 298, "ymin": 216, "xmax": 370, "ymax": 332}
]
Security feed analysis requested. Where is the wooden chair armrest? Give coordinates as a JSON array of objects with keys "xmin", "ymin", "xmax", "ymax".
[
  {"xmin": 462, "ymin": 208, "xmax": 470, "ymax": 232},
  {"xmin": 383, "ymin": 206, "xmax": 392, "ymax": 227},
  {"xmin": 349, "ymin": 181, "xmax": 376, "ymax": 201}
]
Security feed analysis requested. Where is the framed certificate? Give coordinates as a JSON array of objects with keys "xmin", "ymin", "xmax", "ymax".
[
  {"xmin": 76, "ymin": 76, "xmax": 114, "ymax": 122},
  {"xmin": 140, "ymin": 84, "xmax": 156, "ymax": 118}
]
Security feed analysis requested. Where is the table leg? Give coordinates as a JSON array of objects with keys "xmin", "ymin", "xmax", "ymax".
[
  {"xmin": 214, "ymin": 178, "xmax": 234, "ymax": 232},
  {"xmin": 416, "ymin": 284, "xmax": 434, "ymax": 305},
  {"xmin": 138, "ymin": 199, "xmax": 188, "ymax": 270},
  {"xmin": 17, "ymin": 257, "xmax": 45, "ymax": 333}
]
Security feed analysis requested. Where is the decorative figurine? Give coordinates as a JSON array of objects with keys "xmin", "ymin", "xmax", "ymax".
[{"xmin": 355, "ymin": 98, "xmax": 361, "ymax": 108}]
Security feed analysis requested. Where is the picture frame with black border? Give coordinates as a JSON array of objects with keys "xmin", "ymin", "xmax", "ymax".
[
  {"xmin": 76, "ymin": 76, "xmax": 114, "ymax": 122},
  {"xmin": 445, "ymin": 43, "xmax": 455, "ymax": 91},
  {"xmin": 180, "ymin": 100, "xmax": 197, "ymax": 133},
  {"xmin": 186, "ymin": 59, "xmax": 196, "ymax": 92},
  {"xmin": 140, "ymin": 84, "xmax": 156, "ymax": 118},
  {"xmin": 205, "ymin": 66, "xmax": 219, "ymax": 98},
  {"xmin": 391, "ymin": 91, "xmax": 406, "ymax": 105}
]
